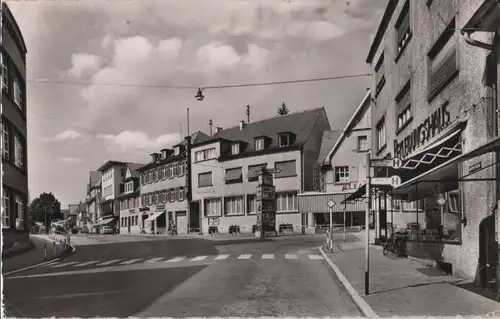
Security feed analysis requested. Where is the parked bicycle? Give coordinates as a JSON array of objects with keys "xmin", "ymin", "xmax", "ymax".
[{"xmin": 383, "ymin": 230, "xmax": 408, "ymax": 257}]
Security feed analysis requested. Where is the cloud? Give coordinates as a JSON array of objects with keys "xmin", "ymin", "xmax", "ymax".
[
  {"xmin": 69, "ymin": 53, "xmax": 102, "ymax": 77},
  {"xmin": 196, "ymin": 42, "xmax": 241, "ymax": 69},
  {"xmin": 57, "ymin": 157, "xmax": 84, "ymax": 164},
  {"xmin": 40, "ymin": 130, "xmax": 85, "ymax": 142},
  {"xmin": 98, "ymin": 130, "xmax": 182, "ymax": 154}
]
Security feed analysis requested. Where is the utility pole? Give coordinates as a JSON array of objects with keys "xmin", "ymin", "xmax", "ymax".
[{"xmin": 365, "ymin": 152, "xmax": 371, "ymax": 296}]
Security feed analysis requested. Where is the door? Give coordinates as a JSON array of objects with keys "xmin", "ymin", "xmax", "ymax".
[
  {"xmin": 127, "ymin": 216, "xmax": 131, "ymax": 233},
  {"xmin": 176, "ymin": 211, "xmax": 187, "ymax": 235},
  {"xmin": 189, "ymin": 201, "xmax": 201, "ymax": 234},
  {"xmin": 479, "ymin": 214, "xmax": 498, "ymax": 288}
]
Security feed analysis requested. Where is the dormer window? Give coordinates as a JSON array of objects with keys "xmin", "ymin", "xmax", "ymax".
[
  {"xmin": 279, "ymin": 133, "xmax": 290, "ymax": 147},
  {"xmin": 231, "ymin": 143, "xmax": 240, "ymax": 155},
  {"xmin": 255, "ymin": 138, "xmax": 265, "ymax": 151},
  {"xmin": 174, "ymin": 146, "xmax": 181, "ymax": 156}
]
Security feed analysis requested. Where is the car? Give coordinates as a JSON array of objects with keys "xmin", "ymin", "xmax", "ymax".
[
  {"xmin": 80, "ymin": 226, "xmax": 89, "ymax": 234},
  {"xmin": 101, "ymin": 226, "xmax": 114, "ymax": 234}
]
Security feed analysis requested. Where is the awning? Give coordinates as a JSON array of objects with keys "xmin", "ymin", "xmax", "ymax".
[
  {"xmin": 298, "ymin": 192, "xmax": 366, "ymax": 213},
  {"xmin": 224, "ymin": 169, "xmax": 242, "ymax": 182},
  {"xmin": 392, "ymin": 134, "xmax": 500, "ymax": 201},
  {"xmin": 92, "ymin": 218, "xmax": 114, "ymax": 227},
  {"xmin": 341, "ymin": 183, "xmax": 393, "ymax": 204},
  {"xmin": 144, "ymin": 211, "xmax": 165, "ymax": 222}
]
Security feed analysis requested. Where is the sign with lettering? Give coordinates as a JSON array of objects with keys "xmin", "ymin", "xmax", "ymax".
[
  {"xmin": 371, "ymin": 175, "xmax": 402, "ymax": 187},
  {"xmin": 394, "ymin": 102, "xmax": 451, "ymax": 159},
  {"xmin": 259, "ymin": 174, "xmax": 273, "ymax": 186},
  {"xmin": 257, "ymin": 185, "xmax": 275, "ymax": 200}
]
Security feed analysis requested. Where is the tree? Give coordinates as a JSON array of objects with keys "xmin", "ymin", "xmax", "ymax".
[
  {"xmin": 277, "ymin": 102, "xmax": 290, "ymax": 116},
  {"xmin": 29, "ymin": 192, "xmax": 62, "ymax": 231}
]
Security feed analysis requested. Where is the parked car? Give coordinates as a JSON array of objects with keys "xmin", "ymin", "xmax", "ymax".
[
  {"xmin": 101, "ymin": 226, "xmax": 114, "ymax": 234},
  {"xmin": 80, "ymin": 225, "xmax": 89, "ymax": 234}
]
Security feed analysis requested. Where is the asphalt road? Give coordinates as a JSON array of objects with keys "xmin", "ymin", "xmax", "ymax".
[{"xmin": 3, "ymin": 234, "xmax": 362, "ymax": 317}]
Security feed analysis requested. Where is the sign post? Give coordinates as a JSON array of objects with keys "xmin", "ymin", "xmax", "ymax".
[
  {"xmin": 326, "ymin": 199, "xmax": 335, "ymax": 251},
  {"xmin": 365, "ymin": 152, "xmax": 371, "ymax": 296},
  {"xmin": 255, "ymin": 168, "xmax": 280, "ymax": 239}
]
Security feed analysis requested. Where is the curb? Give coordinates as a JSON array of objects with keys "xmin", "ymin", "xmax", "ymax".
[
  {"xmin": 3, "ymin": 244, "xmax": 77, "ymax": 277},
  {"xmin": 319, "ymin": 246, "xmax": 378, "ymax": 318}
]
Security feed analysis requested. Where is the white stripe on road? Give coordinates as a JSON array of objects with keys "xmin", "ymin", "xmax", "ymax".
[
  {"xmin": 96, "ymin": 259, "xmax": 121, "ymax": 266},
  {"xmin": 145, "ymin": 257, "xmax": 164, "ymax": 264},
  {"xmin": 191, "ymin": 256, "xmax": 208, "ymax": 262},
  {"xmin": 74, "ymin": 261, "xmax": 100, "ymax": 267},
  {"xmin": 166, "ymin": 257, "xmax": 185, "ymax": 263},
  {"xmin": 308, "ymin": 254, "xmax": 324, "ymax": 260},
  {"xmin": 261, "ymin": 254, "xmax": 275, "ymax": 259},
  {"xmin": 44, "ymin": 261, "xmax": 61, "ymax": 267},
  {"xmin": 120, "ymin": 259, "xmax": 142, "ymax": 265},
  {"xmin": 51, "ymin": 261, "xmax": 79, "ymax": 268},
  {"xmin": 214, "ymin": 254, "xmax": 230, "ymax": 260},
  {"xmin": 238, "ymin": 254, "xmax": 252, "ymax": 260},
  {"xmin": 285, "ymin": 254, "xmax": 298, "ymax": 260}
]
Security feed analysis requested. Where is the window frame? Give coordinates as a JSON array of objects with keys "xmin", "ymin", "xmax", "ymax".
[
  {"xmin": 224, "ymin": 196, "xmax": 245, "ymax": 216},
  {"xmin": 205, "ymin": 197, "xmax": 222, "ymax": 217},
  {"xmin": 278, "ymin": 134, "xmax": 290, "ymax": 147},
  {"xmin": 1, "ymin": 55, "xmax": 8, "ymax": 93},
  {"xmin": 394, "ymin": 0, "xmax": 411, "ymax": 62},
  {"xmin": 2, "ymin": 118, "xmax": 10, "ymax": 161},
  {"xmin": 357, "ymin": 135, "xmax": 369, "ymax": 152},
  {"xmin": 334, "ymin": 166, "xmax": 350, "ymax": 184},
  {"xmin": 276, "ymin": 192, "xmax": 298, "ymax": 212},
  {"xmin": 274, "ymin": 160, "xmax": 297, "ymax": 178},
  {"xmin": 254, "ymin": 138, "xmax": 265, "ymax": 151},
  {"xmin": 374, "ymin": 53, "xmax": 386, "ymax": 96},
  {"xmin": 231, "ymin": 143, "xmax": 240, "ymax": 155},
  {"xmin": 246, "ymin": 194, "xmax": 257, "ymax": 215},
  {"xmin": 376, "ymin": 117, "xmax": 387, "ymax": 153},
  {"xmin": 198, "ymin": 172, "xmax": 213, "ymax": 188},
  {"xmin": 395, "ymin": 80, "xmax": 412, "ymax": 134},
  {"xmin": 15, "ymin": 193, "xmax": 25, "ymax": 230},
  {"xmin": 2, "ymin": 187, "xmax": 11, "ymax": 229}
]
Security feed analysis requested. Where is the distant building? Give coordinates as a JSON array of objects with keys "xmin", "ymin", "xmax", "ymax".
[
  {"xmin": 85, "ymin": 171, "xmax": 102, "ymax": 225},
  {"xmin": 117, "ymin": 163, "xmax": 144, "ymax": 234},
  {"xmin": 190, "ymin": 108, "xmax": 331, "ymax": 234}
]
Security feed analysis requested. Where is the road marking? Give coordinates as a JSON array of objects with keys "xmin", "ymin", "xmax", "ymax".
[
  {"xmin": 166, "ymin": 257, "xmax": 185, "ymax": 263},
  {"xmin": 191, "ymin": 256, "xmax": 208, "ymax": 262},
  {"xmin": 238, "ymin": 254, "xmax": 252, "ymax": 259},
  {"xmin": 261, "ymin": 254, "xmax": 275, "ymax": 259},
  {"xmin": 285, "ymin": 254, "xmax": 298, "ymax": 260},
  {"xmin": 308, "ymin": 254, "xmax": 324, "ymax": 260},
  {"xmin": 74, "ymin": 261, "xmax": 100, "ymax": 267},
  {"xmin": 120, "ymin": 259, "xmax": 142, "ymax": 265},
  {"xmin": 44, "ymin": 260, "xmax": 61, "ymax": 267},
  {"xmin": 51, "ymin": 261, "xmax": 79, "ymax": 268},
  {"xmin": 145, "ymin": 257, "xmax": 164, "ymax": 264},
  {"xmin": 214, "ymin": 254, "xmax": 230, "ymax": 260},
  {"xmin": 37, "ymin": 290, "xmax": 128, "ymax": 299},
  {"xmin": 96, "ymin": 259, "xmax": 121, "ymax": 266}
]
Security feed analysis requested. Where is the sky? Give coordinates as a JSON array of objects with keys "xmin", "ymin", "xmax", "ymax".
[{"xmin": 7, "ymin": 0, "xmax": 387, "ymax": 208}]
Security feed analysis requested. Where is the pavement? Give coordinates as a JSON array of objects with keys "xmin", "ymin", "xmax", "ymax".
[
  {"xmin": 322, "ymin": 237, "xmax": 500, "ymax": 317},
  {"xmin": 3, "ymin": 234, "xmax": 362, "ymax": 317}
]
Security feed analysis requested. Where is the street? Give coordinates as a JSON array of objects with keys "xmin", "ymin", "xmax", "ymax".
[{"xmin": 3, "ymin": 235, "xmax": 361, "ymax": 317}]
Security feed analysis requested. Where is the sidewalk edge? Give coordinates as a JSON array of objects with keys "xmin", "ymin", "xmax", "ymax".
[
  {"xmin": 319, "ymin": 246, "xmax": 378, "ymax": 318},
  {"xmin": 3, "ymin": 244, "xmax": 77, "ymax": 277}
]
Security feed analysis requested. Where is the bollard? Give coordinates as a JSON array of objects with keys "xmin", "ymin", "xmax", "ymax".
[{"xmin": 44, "ymin": 243, "xmax": 47, "ymax": 261}]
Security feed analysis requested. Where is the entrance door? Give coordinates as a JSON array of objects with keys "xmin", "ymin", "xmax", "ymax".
[
  {"xmin": 479, "ymin": 214, "xmax": 498, "ymax": 288},
  {"xmin": 189, "ymin": 201, "xmax": 201, "ymax": 234},
  {"xmin": 176, "ymin": 211, "xmax": 187, "ymax": 235}
]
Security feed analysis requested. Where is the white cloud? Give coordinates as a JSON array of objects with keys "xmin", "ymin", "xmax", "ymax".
[
  {"xmin": 101, "ymin": 33, "xmax": 114, "ymax": 48},
  {"xmin": 196, "ymin": 42, "xmax": 241, "ymax": 69},
  {"xmin": 98, "ymin": 130, "xmax": 182, "ymax": 154},
  {"xmin": 40, "ymin": 130, "xmax": 85, "ymax": 142},
  {"xmin": 111, "ymin": 36, "xmax": 154, "ymax": 69},
  {"xmin": 57, "ymin": 157, "xmax": 84, "ymax": 164},
  {"xmin": 69, "ymin": 53, "xmax": 102, "ymax": 77},
  {"xmin": 286, "ymin": 21, "xmax": 344, "ymax": 41}
]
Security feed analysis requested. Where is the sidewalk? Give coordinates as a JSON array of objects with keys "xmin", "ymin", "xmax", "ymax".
[{"xmin": 322, "ymin": 245, "xmax": 500, "ymax": 317}]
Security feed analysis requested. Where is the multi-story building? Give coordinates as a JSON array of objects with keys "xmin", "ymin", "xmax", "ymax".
[
  {"xmin": 1, "ymin": 3, "xmax": 29, "ymax": 248},
  {"xmin": 117, "ymin": 163, "xmax": 143, "ymax": 234},
  {"xmin": 138, "ymin": 132, "xmax": 210, "ymax": 234},
  {"xmin": 299, "ymin": 91, "xmax": 372, "ymax": 228},
  {"xmin": 359, "ymin": 0, "xmax": 500, "ymax": 287},
  {"xmin": 86, "ymin": 171, "xmax": 102, "ymax": 225},
  {"xmin": 190, "ymin": 108, "xmax": 331, "ymax": 234}
]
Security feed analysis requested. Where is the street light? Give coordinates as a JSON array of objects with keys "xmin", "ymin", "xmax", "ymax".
[{"xmin": 195, "ymin": 88, "xmax": 205, "ymax": 101}]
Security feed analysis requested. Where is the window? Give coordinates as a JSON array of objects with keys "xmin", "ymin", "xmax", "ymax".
[
  {"xmin": 254, "ymin": 138, "xmax": 265, "ymax": 151},
  {"xmin": 2, "ymin": 188, "xmax": 10, "ymax": 228},
  {"xmin": 140, "ymin": 173, "xmax": 145, "ymax": 185},
  {"xmin": 195, "ymin": 148, "xmax": 216, "ymax": 161},
  {"xmin": 334, "ymin": 166, "xmax": 350, "ymax": 184},
  {"xmin": 2, "ymin": 56, "xmax": 8, "ymax": 93},
  {"xmin": 125, "ymin": 181, "xmax": 133, "ymax": 193},
  {"xmin": 148, "ymin": 171, "xmax": 153, "ymax": 183},
  {"xmin": 148, "ymin": 193, "xmax": 153, "ymax": 205},
  {"xmin": 172, "ymin": 162, "xmax": 178, "ymax": 176},
  {"xmin": 204, "ymin": 198, "xmax": 222, "ymax": 217},
  {"xmin": 376, "ymin": 118, "xmax": 386, "ymax": 152},
  {"xmin": 395, "ymin": 1, "xmax": 411, "ymax": 58},
  {"xmin": 224, "ymin": 167, "xmax": 242, "ymax": 184},
  {"xmin": 224, "ymin": 196, "xmax": 244, "ymax": 216},
  {"xmin": 159, "ymin": 166, "xmax": 165, "ymax": 179},
  {"xmin": 13, "ymin": 132, "xmax": 24, "ymax": 167},
  {"xmin": 153, "ymin": 169, "xmax": 159, "ymax": 182},
  {"xmin": 276, "ymin": 192, "xmax": 297, "ymax": 212},
  {"xmin": 396, "ymin": 80, "xmax": 412, "ymax": 132},
  {"xmin": 13, "ymin": 79, "xmax": 22, "ymax": 109},
  {"xmin": 144, "ymin": 172, "xmax": 150, "ymax": 183},
  {"xmin": 141, "ymin": 195, "xmax": 146, "ymax": 206},
  {"xmin": 198, "ymin": 172, "xmax": 213, "ymax": 187},
  {"xmin": 247, "ymin": 195, "xmax": 256, "ymax": 215},
  {"xmin": 169, "ymin": 189, "xmax": 175, "ymax": 202},
  {"xmin": 279, "ymin": 134, "xmax": 290, "ymax": 147},
  {"xmin": 428, "ymin": 18, "xmax": 458, "ymax": 101},
  {"xmin": 231, "ymin": 143, "xmax": 240, "ymax": 155},
  {"xmin": 375, "ymin": 53, "xmax": 385, "ymax": 95},
  {"xmin": 357, "ymin": 135, "xmax": 368, "ymax": 151},
  {"xmin": 274, "ymin": 160, "xmax": 296, "ymax": 178},
  {"xmin": 179, "ymin": 187, "xmax": 186, "ymax": 201},
  {"xmin": 248, "ymin": 164, "xmax": 267, "ymax": 182},
  {"xmin": 2, "ymin": 119, "xmax": 9, "ymax": 160},
  {"xmin": 178, "ymin": 162, "xmax": 184, "ymax": 176},
  {"xmin": 175, "ymin": 188, "xmax": 180, "ymax": 201},
  {"xmin": 15, "ymin": 193, "xmax": 25, "ymax": 230}
]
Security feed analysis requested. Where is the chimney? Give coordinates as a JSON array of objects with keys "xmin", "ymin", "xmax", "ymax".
[
  {"xmin": 239, "ymin": 120, "xmax": 245, "ymax": 130},
  {"xmin": 216, "ymin": 127, "xmax": 223, "ymax": 133},
  {"xmin": 209, "ymin": 119, "xmax": 213, "ymax": 136},
  {"xmin": 150, "ymin": 153, "xmax": 160, "ymax": 163}
]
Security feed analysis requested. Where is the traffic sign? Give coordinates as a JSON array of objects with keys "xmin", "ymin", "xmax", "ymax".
[
  {"xmin": 371, "ymin": 175, "xmax": 401, "ymax": 187},
  {"xmin": 370, "ymin": 157, "xmax": 402, "ymax": 169},
  {"xmin": 326, "ymin": 199, "xmax": 335, "ymax": 208}
]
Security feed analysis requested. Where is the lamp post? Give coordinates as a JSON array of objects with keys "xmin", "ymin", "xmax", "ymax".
[{"xmin": 437, "ymin": 193, "xmax": 447, "ymax": 237}]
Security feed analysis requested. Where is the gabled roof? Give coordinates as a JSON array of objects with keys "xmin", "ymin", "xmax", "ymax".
[
  {"xmin": 317, "ymin": 130, "xmax": 343, "ymax": 164},
  {"xmin": 325, "ymin": 91, "xmax": 371, "ymax": 165},
  {"xmin": 202, "ymin": 107, "xmax": 329, "ymax": 155},
  {"xmin": 126, "ymin": 163, "xmax": 145, "ymax": 179}
]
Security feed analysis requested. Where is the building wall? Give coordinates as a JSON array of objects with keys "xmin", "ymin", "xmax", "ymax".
[
  {"xmin": 368, "ymin": 0, "xmax": 497, "ymax": 279},
  {"xmin": 191, "ymin": 141, "xmax": 303, "ymax": 233},
  {"xmin": 119, "ymin": 198, "xmax": 141, "ymax": 234},
  {"xmin": 101, "ymin": 165, "xmax": 125, "ymax": 216}
]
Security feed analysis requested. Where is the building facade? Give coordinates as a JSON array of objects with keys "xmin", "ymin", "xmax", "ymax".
[
  {"xmin": 190, "ymin": 108, "xmax": 331, "ymax": 234},
  {"xmin": 1, "ymin": 3, "xmax": 29, "ymax": 248},
  {"xmin": 365, "ymin": 0, "xmax": 500, "ymax": 286},
  {"xmin": 85, "ymin": 171, "xmax": 102, "ymax": 225},
  {"xmin": 117, "ymin": 163, "xmax": 142, "ymax": 234}
]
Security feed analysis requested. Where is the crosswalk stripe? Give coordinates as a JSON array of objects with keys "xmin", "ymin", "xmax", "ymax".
[
  {"xmin": 238, "ymin": 254, "xmax": 252, "ymax": 259},
  {"xmin": 44, "ymin": 261, "xmax": 60, "ymax": 267},
  {"xmin": 191, "ymin": 256, "xmax": 208, "ymax": 261},
  {"xmin": 308, "ymin": 254, "xmax": 323, "ymax": 260},
  {"xmin": 145, "ymin": 257, "xmax": 164, "ymax": 263},
  {"xmin": 285, "ymin": 254, "xmax": 298, "ymax": 260},
  {"xmin": 262, "ymin": 254, "xmax": 275, "ymax": 259},
  {"xmin": 96, "ymin": 259, "xmax": 122, "ymax": 266},
  {"xmin": 74, "ymin": 261, "xmax": 100, "ymax": 267},
  {"xmin": 120, "ymin": 259, "xmax": 142, "ymax": 265},
  {"xmin": 166, "ymin": 257, "xmax": 185, "ymax": 263},
  {"xmin": 214, "ymin": 254, "xmax": 230, "ymax": 260},
  {"xmin": 51, "ymin": 261, "xmax": 79, "ymax": 268}
]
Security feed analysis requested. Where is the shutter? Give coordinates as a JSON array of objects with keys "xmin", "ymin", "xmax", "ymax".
[
  {"xmin": 349, "ymin": 165, "xmax": 358, "ymax": 182},
  {"xmin": 275, "ymin": 160, "xmax": 296, "ymax": 178},
  {"xmin": 397, "ymin": 87, "xmax": 411, "ymax": 114},
  {"xmin": 430, "ymin": 48, "xmax": 457, "ymax": 96},
  {"xmin": 198, "ymin": 172, "xmax": 212, "ymax": 187}
]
